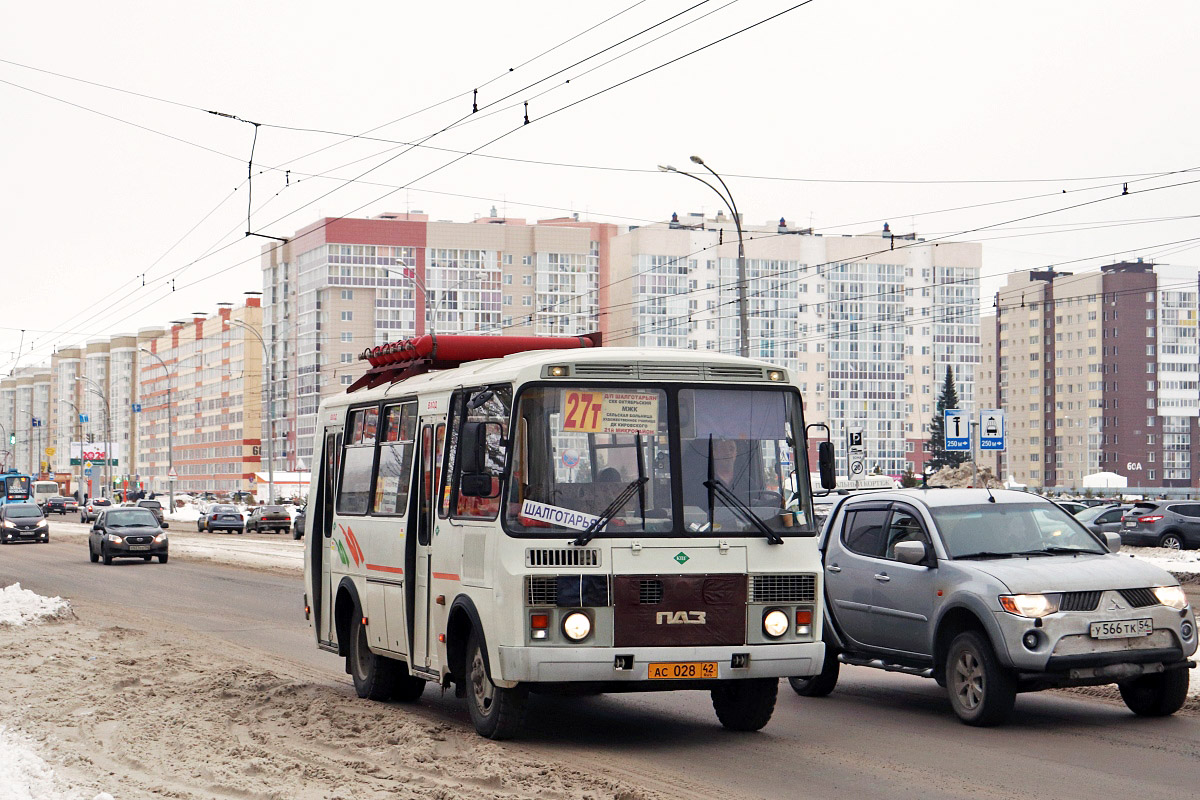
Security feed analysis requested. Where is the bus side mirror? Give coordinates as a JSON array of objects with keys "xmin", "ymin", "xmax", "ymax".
[
  {"xmin": 460, "ymin": 422, "xmax": 488, "ymax": 474},
  {"xmin": 818, "ymin": 442, "xmax": 837, "ymax": 490}
]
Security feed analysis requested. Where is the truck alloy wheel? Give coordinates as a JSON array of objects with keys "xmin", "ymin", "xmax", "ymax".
[{"xmin": 945, "ymin": 631, "xmax": 1015, "ymax": 726}]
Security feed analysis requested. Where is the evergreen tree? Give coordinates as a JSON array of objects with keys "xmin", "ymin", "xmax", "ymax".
[{"xmin": 928, "ymin": 365, "xmax": 969, "ymax": 470}]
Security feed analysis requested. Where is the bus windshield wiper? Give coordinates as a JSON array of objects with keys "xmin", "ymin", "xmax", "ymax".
[
  {"xmin": 572, "ymin": 476, "xmax": 649, "ymax": 547},
  {"xmin": 704, "ymin": 435, "xmax": 783, "ymax": 545},
  {"xmin": 574, "ymin": 433, "xmax": 649, "ymax": 547}
]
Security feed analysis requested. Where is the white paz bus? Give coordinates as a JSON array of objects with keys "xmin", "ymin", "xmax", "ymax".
[{"xmin": 303, "ymin": 333, "xmax": 835, "ymax": 738}]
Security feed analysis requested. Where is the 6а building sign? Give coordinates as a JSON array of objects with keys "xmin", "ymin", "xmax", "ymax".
[{"xmin": 943, "ymin": 409, "xmax": 970, "ymax": 451}]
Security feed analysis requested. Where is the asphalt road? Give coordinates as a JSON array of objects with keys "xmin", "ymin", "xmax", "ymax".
[{"xmin": 4, "ymin": 520, "xmax": 1199, "ymax": 800}]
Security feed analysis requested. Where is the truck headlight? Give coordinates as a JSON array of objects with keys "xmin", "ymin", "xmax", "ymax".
[
  {"xmin": 999, "ymin": 594, "xmax": 1060, "ymax": 618},
  {"xmin": 763, "ymin": 609, "xmax": 790, "ymax": 638},
  {"xmin": 1152, "ymin": 585, "xmax": 1187, "ymax": 610},
  {"xmin": 562, "ymin": 612, "xmax": 592, "ymax": 641}
]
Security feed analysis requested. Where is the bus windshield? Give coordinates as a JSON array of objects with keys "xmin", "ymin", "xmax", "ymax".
[{"xmin": 505, "ymin": 385, "xmax": 811, "ymax": 537}]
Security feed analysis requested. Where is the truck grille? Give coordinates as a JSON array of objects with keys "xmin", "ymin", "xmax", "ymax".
[
  {"xmin": 749, "ymin": 574, "xmax": 817, "ymax": 604},
  {"xmin": 1059, "ymin": 591, "xmax": 1101, "ymax": 611},
  {"xmin": 1118, "ymin": 588, "xmax": 1159, "ymax": 608}
]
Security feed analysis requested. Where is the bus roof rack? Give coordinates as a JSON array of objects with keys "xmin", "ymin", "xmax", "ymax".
[{"xmin": 346, "ymin": 332, "xmax": 602, "ymax": 393}]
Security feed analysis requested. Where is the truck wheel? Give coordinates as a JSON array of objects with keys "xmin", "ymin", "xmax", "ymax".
[
  {"xmin": 788, "ymin": 647, "xmax": 840, "ymax": 697},
  {"xmin": 348, "ymin": 614, "xmax": 398, "ymax": 701},
  {"xmin": 1119, "ymin": 668, "xmax": 1189, "ymax": 717},
  {"xmin": 465, "ymin": 627, "xmax": 527, "ymax": 739},
  {"xmin": 1159, "ymin": 532, "xmax": 1184, "ymax": 550},
  {"xmin": 945, "ymin": 631, "xmax": 1016, "ymax": 726},
  {"xmin": 712, "ymin": 678, "xmax": 778, "ymax": 731}
]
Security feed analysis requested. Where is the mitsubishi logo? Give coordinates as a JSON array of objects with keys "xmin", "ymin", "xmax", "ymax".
[{"xmin": 1108, "ymin": 598, "xmax": 1126, "ymax": 611}]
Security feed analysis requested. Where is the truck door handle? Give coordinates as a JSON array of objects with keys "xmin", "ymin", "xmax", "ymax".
[
  {"xmin": 827, "ymin": 565, "xmax": 842, "ymax": 573},
  {"xmin": 874, "ymin": 573, "xmax": 891, "ymax": 582}
]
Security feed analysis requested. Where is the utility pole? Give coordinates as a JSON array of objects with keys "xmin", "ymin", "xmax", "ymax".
[{"xmin": 229, "ymin": 318, "xmax": 274, "ymax": 505}]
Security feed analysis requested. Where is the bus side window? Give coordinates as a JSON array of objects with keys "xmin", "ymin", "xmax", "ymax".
[
  {"xmin": 451, "ymin": 386, "xmax": 512, "ymax": 520},
  {"xmin": 372, "ymin": 402, "xmax": 416, "ymax": 515},
  {"xmin": 337, "ymin": 406, "xmax": 378, "ymax": 515}
]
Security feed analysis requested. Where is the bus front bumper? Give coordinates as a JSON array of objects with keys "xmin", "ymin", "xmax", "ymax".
[{"xmin": 496, "ymin": 641, "xmax": 823, "ymax": 684}]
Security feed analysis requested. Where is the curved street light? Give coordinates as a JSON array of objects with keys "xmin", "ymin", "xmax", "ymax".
[
  {"xmin": 228, "ymin": 318, "xmax": 275, "ymax": 505},
  {"xmin": 382, "ymin": 262, "xmax": 487, "ymax": 337},
  {"xmin": 659, "ymin": 156, "xmax": 749, "ymax": 357},
  {"xmin": 140, "ymin": 348, "xmax": 176, "ymax": 511},
  {"xmin": 75, "ymin": 376, "xmax": 112, "ymax": 499}
]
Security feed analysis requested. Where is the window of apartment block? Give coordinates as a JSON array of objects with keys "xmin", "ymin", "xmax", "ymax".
[
  {"xmin": 341, "ymin": 311, "xmax": 353, "ymax": 321},
  {"xmin": 502, "ymin": 316, "xmax": 512, "ymax": 327},
  {"xmin": 522, "ymin": 275, "xmax": 532, "ymax": 285},
  {"xmin": 1148, "ymin": 470, "xmax": 1156, "ymax": 481},
  {"xmin": 503, "ymin": 254, "xmax": 513, "ymax": 265},
  {"xmin": 503, "ymin": 274, "xmax": 513, "ymax": 285},
  {"xmin": 340, "ymin": 289, "xmax": 354, "ymax": 300},
  {"xmin": 341, "ymin": 331, "xmax": 354, "ymax": 342},
  {"xmin": 340, "ymin": 376, "xmax": 353, "ymax": 386},
  {"xmin": 521, "ymin": 256, "xmax": 532, "ymax": 266},
  {"xmin": 521, "ymin": 296, "xmax": 532, "ymax": 306},
  {"xmin": 1146, "ymin": 327, "xmax": 1155, "ymax": 338},
  {"xmin": 503, "ymin": 295, "xmax": 512, "ymax": 306},
  {"xmin": 340, "ymin": 353, "xmax": 353, "ymax": 363}
]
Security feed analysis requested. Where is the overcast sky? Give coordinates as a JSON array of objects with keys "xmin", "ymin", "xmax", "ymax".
[{"xmin": 3, "ymin": 0, "xmax": 1198, "ymax": 372}]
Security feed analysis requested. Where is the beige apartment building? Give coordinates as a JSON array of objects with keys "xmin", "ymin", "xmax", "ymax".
[{"xmin": 980, "ymin": 261, "xmax": 1200, "ymax": 490}]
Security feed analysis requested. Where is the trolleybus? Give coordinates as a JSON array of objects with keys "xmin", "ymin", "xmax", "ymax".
[
  {"xmin": 0, "ymin": 470, "xmax": 33, "ymax": 507},
  {"xmin": 303, "ymin": 333, "xmax": 834, "ymax": 738}
]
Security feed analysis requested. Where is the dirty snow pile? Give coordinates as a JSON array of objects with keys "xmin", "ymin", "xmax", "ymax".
[
  {"xmin": 926, "ymin": 463, "xmax": 1004, "ymax": 488},
  {"xmin": 0, "ymin": 583, "xmax": 71, "ymax": 627},
  {"xmin": 1121, "ymin": 547, "xmax": 1200, "ymax": 575},
  {"xmin": 0, "ymin": 585, "xmax": 109, "ymax": 800}
]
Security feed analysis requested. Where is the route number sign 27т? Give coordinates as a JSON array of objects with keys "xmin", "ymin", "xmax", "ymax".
[{"xmin": 561, "ymin": 390, "xmax": 659, "ymax": 435}]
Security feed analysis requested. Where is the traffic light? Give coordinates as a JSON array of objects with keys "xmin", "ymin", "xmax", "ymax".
[{"xmin": 7, "ymin": 433, "xmax": 12, "ymax": 445}]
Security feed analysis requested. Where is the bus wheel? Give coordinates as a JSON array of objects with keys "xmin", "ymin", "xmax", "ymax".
[
  {"xmin": 392, "ymin": 663, "xmax": 426, "ymax": 703},
  {"xmin": 465, "ymin": 627, "xmax": 526, "ymax": 739},
  {"xmin": 712, "ymin": 678, "xmax": 778, "ymax": 732},
  {"xmin": 348, "ymin": 614, "xmax": 397, "ymax": 701}
]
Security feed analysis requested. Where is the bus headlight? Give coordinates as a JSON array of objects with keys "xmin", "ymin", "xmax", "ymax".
[
  {"xmin": 763, "ymin": 609, "xmax": 789, "ymax": 638},
  {"xmin": 562, "ymin": 612, "xmax": 592, "ymax": 641}
]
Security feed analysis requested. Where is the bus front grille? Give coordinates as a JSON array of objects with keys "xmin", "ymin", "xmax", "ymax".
[
  {"xmin": 526, "ymin": 548, "xmax": 601, "ymax": 568},
  {"xmin": 749, "ymin": 574, "xmax": 817, "ymax": 604},
  {"xmin": 526, "ymin": 576, "xmax": 557, "ymax": 606}
]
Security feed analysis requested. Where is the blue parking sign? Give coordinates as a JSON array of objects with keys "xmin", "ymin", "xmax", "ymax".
[{"xmin": 944, "ymin": 409, "xmax": 970, "ymax": 451}]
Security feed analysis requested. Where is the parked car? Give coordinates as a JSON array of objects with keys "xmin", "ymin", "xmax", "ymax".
[
  {"xmin": 245, "ymin": 505, "xmax": 291, "ymax": 533},
  {"xmin": 80, "ymin": 497, "xmax": 112, "ymax": 523},
  {"xmin": 1055, "ymin": 500, "xmax": 1089, "ymax": 516},
  {"xmin": 1120, "ymin": 501, "xmax": 1200, "ymax": 549},
  {"xmin": 44, "ymin": 496, "xmax": 78, "ymax": 515},
  {"xmin": 201, "ymin": 504, "xmax": 245, "ymax": 534},
  {"xmin": 1075, "ymin": 504, "xmax": 1130, "ymax": 537},
  {"xmin": 793, "ymin": 488, "xmax": 1197, "ymax": 725},
  {"xmin": 134, "ymin": 499, "xmax": 165, "ymax": 524},
  {"xmin": 88, "ymin": 507, "xmax": 169, "ymax": 564},
  {"xmin": 292, "ymin": 506, "xmax": 306, "ymax": 540},
  {"xmin": 0, "ymin": 502, "xmax": 49, "ymax": 544}
]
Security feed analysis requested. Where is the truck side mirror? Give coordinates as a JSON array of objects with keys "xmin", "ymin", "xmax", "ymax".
[
  {"xmin": 818, "ymin": 442, "xmax": 836, "ymax": 490},
  {"xmin": 893, "ymin": 540, "xmax": 928, "ymax": 565}
]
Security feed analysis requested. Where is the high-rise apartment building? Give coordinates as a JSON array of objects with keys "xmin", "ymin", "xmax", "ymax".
[
  {"xmin": 607, "ymin": 215, "xmax": 982, "ymax": 477},
  {"xmin": 980, "ymin": 261, "xmax": 1200, "ymax": 490},
  {"xmin": 262, "ymin": 212, "xmax": 617, "ymax": 469},
  {"xmin": 137, "ymin": 302, "xmax": 265, "ymax": 495}
]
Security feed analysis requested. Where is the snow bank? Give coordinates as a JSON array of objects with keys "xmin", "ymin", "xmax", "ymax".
[
  {"xmin": 166, "ymin": 506, "xmax": 201, "ymax": 522},
  {"xmin": 0, "ymin": 584, "xmax": 71, "ymax": 627},
  {"xmin": 1123, "ymin": 546, "xmax": 1200, "ymax": 575},
  {"xmin": 0, "ymin": 725, "xmax": 110, "ymax": 800}
]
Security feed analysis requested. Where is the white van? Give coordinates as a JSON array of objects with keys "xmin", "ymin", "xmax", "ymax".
[{"xmin": 32, "ymin": 481, "xmax": 59, "ymax": 508}]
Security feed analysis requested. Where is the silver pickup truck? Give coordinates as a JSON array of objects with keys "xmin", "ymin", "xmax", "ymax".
[{"xmin": 794, "ymin": 488, "xmax": 1197, "ymax": 725}]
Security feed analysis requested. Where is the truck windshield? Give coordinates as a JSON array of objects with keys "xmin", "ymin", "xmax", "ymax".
[
  {"xmin": 505, "ymin": 385, "xmax": 811, "ymax": 537},
  {"xmin": 931, "ymin": 503, "xmax": 1106, "ymax": 558}
]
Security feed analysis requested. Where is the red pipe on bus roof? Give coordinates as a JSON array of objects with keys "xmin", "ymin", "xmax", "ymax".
[{"xmin": 363, "ymin": 333, "xmax": 600, "ymax": 368}]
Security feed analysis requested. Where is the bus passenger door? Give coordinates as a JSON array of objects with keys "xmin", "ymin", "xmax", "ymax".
[
  {"xmin": 411, "ymin": 422, "xmax": 439, "ymax": 671},
  {"xmin": 318, "ymin": 429, "xmax": 342, "ymax": 645}
]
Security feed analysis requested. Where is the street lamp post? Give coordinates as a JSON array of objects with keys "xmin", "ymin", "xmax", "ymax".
[
  {"xmin": 381, "ymin": 263, "xmax": 486, "ymax": 337},
  {"xmin": 659, "ymin": 156, "xmax": 750, "ymax": 358},
  {"xmin": 139, "ymin": 348, "xmax": 176, "ymax": 512},
  {"xmin": 76, "ymin": 377, "xmax": 112, "ymax": 499},
  {"xmin": 0, "ymin": 423, "xmax": 7, "ymax": 469},
  {"xmin": 59, "ymin": 399, "xmax": 84, "ymax": 503},
  {"xmin": 228, "ymin": 318, "xmax": 274, "ymax": 505}
]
